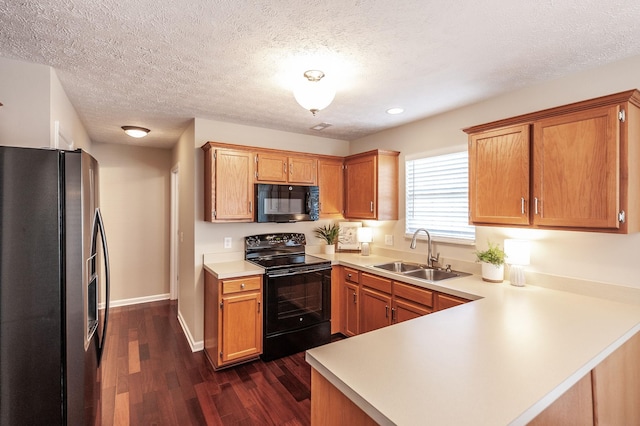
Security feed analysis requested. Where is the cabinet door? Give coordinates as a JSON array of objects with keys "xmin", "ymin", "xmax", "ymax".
[
  {"xmin": 533, "ymin": 105, "xmax": 620, "ymax": 229},
  {"xmin": 318, "ymin": 158, "xmax": 344, "ymax": 218},
  {"xmin": 256, "ymin": 153, "xmax": 288, "ymax": 182},
  {"xmin": 344, "ymin": 154, "xmax": 376, "ymax": 219},
  {"xmin": 342, "ymin": 281, "xmax": 359, "ymax": 337},
  {"xmin": 213, "ymin": 149, "xmax": 254, "ymax": 221},
  {"xmin": 289, "ymin": 156, "xmax": 317, "ymax": 184},
  {"xmin": 393, "ymin": 298, "xmax": 431, "ymax": 324},
  {"xmin": 469, "ymin": 124, "xmax": 530, "ymax": 225},
  {"xmin": 220, "ymin": 292, "xmax": 262, "ymax": 363},
  {"xmin": 359, "ymin": 287, "xmax": 392, "ymax": 334},
  {"xmin": 435, "ymin": 293, "xmax": 468, "ymax": 311}
]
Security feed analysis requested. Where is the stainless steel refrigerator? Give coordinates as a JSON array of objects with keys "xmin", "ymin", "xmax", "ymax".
[{"xmin": 0, "ymin": 146, "xmax": 110, "ymax": 425}]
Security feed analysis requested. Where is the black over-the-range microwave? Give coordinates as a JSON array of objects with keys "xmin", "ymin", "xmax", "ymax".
[{"xmin": 255, "ymin": 184, "xmax": 319, "ymax": 223}]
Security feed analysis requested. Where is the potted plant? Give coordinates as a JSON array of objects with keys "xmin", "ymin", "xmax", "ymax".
[
  {"xmin": 475, "ymin": 241, "xmax": 506, "ymax": 283},
  {"xmin": 314, "ymin": 223, "xmax": 340, "ymax": 254}
]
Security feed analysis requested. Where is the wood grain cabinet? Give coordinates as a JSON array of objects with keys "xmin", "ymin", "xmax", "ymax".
[
  {"xmin": 317, "ymin": 158, "xmax": 344, "ymax": 218},
  {"xmin": 344, "ymin": 150, "xmax": 399, "ymax": 220},
  {"xmin": 255, "ymin": 152, "xmax": 317, "ymax": 184},
  {"xmin": 359, "ymin": 273, "xmax": 393, "ymax": 334},
  {"xmin": 465, "ymin": 90, "xmax": 640, "ymax": 233},
  {"xmin": 202, "ymin": 145, "xmax": 254, "ymax": 222},
  {"xmin": 341, "ymin": 267, "xmax": 360, "ymax": 337},
  {"xmin": 469, "ymin": 124, "xmax": 530, "ymax": 225},
  {"xmin": 434, "ymin": 292, "xmax": 469, "ymax": 311},
  {"xmin": 392, "ymin": 281, "xmax": 433, "ymax": 323},
  {"xmin": 204, "ymin": 271, "xmax": 262, "ymax": 369}
]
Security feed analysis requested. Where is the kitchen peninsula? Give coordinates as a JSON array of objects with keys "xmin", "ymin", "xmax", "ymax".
[{"xmin": 305, "ymin": 253, "xmax": 640, "ymax": 425}]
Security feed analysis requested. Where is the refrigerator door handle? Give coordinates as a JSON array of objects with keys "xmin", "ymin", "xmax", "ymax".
[{"xmin": 91, "ymin": 208, "xmax": 111, "ymax": 365}]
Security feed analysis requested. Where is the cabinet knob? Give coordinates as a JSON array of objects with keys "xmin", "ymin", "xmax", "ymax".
[
  {"xmin": 241, "ymin": 283, "xmax": 245, "ymax": 289},
  {"xmin": 347, "ymin": 273, "xmax": 352, "ymax": 278}
]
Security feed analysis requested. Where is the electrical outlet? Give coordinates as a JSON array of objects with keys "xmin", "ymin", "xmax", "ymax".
[
  {"xmin": 223, "ymin": 237, "xmax": 232, "ymax": 249},
  {"xmin": 385, "ymin": 235, "xmax": 394, "ymax": 246}
]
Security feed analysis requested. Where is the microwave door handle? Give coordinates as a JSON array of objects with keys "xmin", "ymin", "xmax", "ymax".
[{"xmin": 91, "ymin": 208, "xmax": 111, "ymax": 365}]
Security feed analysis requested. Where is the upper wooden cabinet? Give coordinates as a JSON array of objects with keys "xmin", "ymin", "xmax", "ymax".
[
  {"xmin": 202, "ymin": 145, "xmax": 254, "ymax": 222},
  {"xmin": 344, "ymin": 150, "xmax": 399, "ymax": 220},
  {"xmin": 317, "ymin": 158, "xmax": 344, "ymax": 218},
  {"xmin": 255, "ymin": 153, "xmax": 317, "ymax": 184},
  {"xmin": 465, "ymin": 90, "xmax": 640, "ymax": 233},
  {"xmin": 469, "ymin": 124, "xmax": 530, "ymax": 225}
]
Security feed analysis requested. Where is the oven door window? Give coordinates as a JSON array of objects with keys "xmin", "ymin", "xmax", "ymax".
[{"xmin": 265, "ymin": 269, "xmax": 331, "ymax": 335}]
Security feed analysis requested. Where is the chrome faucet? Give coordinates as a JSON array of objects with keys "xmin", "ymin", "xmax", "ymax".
[{"xmin": 410, "ymin": 228, "xmax": 440, "ymax": 268}]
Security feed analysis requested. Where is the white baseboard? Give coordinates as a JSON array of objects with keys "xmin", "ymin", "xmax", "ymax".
[
  {"xmin": 99, "ymin": 293, "xmax": 170, "ymax": 309},
  {"xmin": 177, "ymin": 309, "xmax": 204, "ymax": 352}
]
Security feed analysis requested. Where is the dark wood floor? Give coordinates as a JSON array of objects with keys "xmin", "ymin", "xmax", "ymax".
[{"xmin": 101, "ymin": 300, "xmax": 313, "ymax": 425}]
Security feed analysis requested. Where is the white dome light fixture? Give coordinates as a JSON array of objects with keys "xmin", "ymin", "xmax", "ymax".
[
  {"xmin": 121, "ymin": 126, "xmax": 150, "ymax": 138},
  {"xmin": 293, "ymin": 70, "xmax": 336, "ymax": 116}
]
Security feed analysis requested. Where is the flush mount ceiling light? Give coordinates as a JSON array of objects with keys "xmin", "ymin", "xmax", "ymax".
[
  {"xmin": 121, "ymin": 126, "xmax": 150, "ymax": 138},
  {"xmin": 386, "ymin": 107, "xmax": 404, "ymax": 115},
  {"xmin": 293, "ymin": 70, "xmax": 336, "ymax": 116}
]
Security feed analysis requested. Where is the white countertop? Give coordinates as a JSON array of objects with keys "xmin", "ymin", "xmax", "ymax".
[
  {"xmin": 304, "ymin": 253, "xmax": 640, "ymax": 425},
  {"xmin": 203, "ymin": 260, "xmax": 264, "ymax": 279}
]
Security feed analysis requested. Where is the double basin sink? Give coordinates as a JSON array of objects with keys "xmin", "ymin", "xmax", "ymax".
[{"xmin": 371, "ymin": 261, "xmax": 469, "ymax": 282}]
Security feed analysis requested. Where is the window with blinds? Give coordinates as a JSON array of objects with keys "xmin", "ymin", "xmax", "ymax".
[{"xmin": 405, "ymin": 151, "xmax": 475, "ymax": 243}]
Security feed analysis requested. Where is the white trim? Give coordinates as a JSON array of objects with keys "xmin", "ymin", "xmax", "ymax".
[
  {"xmin": 170, "ymin": 164, "xmax": 179, "ymax": 300},
  {"xmin": 177, "ymin": 309, "xmax": 204, "ymax": 352},
  {"xmin": 99, "ymin": 293, "xmax": 170, "ymax": 309}
]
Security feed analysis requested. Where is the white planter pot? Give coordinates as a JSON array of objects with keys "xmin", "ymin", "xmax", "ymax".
[
  {"xmin": 324, "ymin": 244, "xmax": 336, "ymax": 254},
  {"xmin": 481, "ymin": 262, "xmax": 504, "ymax": 283}
]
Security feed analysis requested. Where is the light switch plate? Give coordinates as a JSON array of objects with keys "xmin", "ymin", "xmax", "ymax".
[
  {"xmin": 385, "ymin": 235, "xmax": 394, "ymax": 246},
  {"xmin": 223, "ymin": 237, "xmax": 232, "ymax": 249}
]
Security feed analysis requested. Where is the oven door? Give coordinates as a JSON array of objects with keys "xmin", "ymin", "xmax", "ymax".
[{"xmin": 264, "ymin": 266, "xmax": 331, "ymax": 336}]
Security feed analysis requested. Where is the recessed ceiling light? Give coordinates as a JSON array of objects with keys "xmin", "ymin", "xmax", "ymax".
[
  {"xmin": 121, "ymin": 126, "xmax": 150, "ymax": 138},
  {"xmin": 386, "ymin": 107, "xmax": 404, "ymax": 115}
]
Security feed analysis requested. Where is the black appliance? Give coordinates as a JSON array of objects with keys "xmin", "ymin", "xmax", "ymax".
[
  {"xmin": 0, "ymin": 146, "xmax": 110, "ymax": 425},
  {"xmin": 245, "ymin": 233, "xmax": 331, "ymax": 361},
  {"xmin": 255, "ymin": 184, "xmax": 320, "ymax": 223}
]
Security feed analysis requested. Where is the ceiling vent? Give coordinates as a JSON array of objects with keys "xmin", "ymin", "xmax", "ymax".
[{"xmin": 310, "ymin": 122, "xmax": 332, "ymax": 131}]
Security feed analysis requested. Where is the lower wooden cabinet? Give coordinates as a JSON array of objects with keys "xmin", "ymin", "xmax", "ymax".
[
  {"xmin": 204, "ymin": 271, "xmax": 263, "ymax": 369},
  {"xmin": 434, "ymin": 292, "xmax": 469, "ymax": 311},
  {"xmin": 393, "ymin": 281, "xmax": 433, "ymax": 323},
  {"xmin": 341, "ymin": 267, "xmax": 360, "ymax": 337},
  {"xmin": 360, "ymin": 286, "xmax": 392, "ymax": 333}
]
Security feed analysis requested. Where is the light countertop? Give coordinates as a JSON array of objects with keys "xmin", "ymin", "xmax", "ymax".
[
  {"xmin": 304, "ymin": 253, "xmax": 640, "ymax": 425},
  {"xmin": 202, "ymin": 252, "xmax": 640, "ymax": 424}
]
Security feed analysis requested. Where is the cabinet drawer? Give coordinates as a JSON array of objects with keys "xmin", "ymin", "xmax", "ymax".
[
  {"xmin": 394, "ymin": 281, "xmax": 433, "ymax": 308},
  {"xmin": 222, "ymin": 275, "xmax": 262, "ymax": 294},
  {"xmin": 361, "ymin": 272, "xmax": 392, "ymax": 294},
  {"xmin": 344, "ymin": 267, "xmax": 360, "ymax": 284}
]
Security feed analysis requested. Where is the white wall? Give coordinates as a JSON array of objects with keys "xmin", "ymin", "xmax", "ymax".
[
  {"xmin": 50, "ymin": 69, "xmax": 92, "ymax": 152},
  {"xmin": 92, "ymin": 142, "xmax": 173, "ymax": 304},
  {"xmin": 351, "ymin": 54, "xmax": 640, "ymax": 291},
  {"xmin": 0, "ymin": 57, "xmax": 51, "ymax": 148}
]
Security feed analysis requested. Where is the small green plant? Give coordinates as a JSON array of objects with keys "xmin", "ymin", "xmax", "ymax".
[
  {"xmin": 313, "ymin": 223, "xmax": 340, "ymax": 245},
  {"xmin": 475, "ymin": 241, "xmax": 506, "ymax": 266}
]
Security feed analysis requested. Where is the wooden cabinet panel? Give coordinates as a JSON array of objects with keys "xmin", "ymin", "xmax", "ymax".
[
  {"xmin": 435, "ymin": 293, "xmax": 469, "ymax": 311},
  {"xmin": 393, "ymin": 298, "xmax": 432, "ymax": 324},
  {"xmin": 256, "ymin": 153, "xmax": 317, "ymax": 184},
  {"xmin": 342, "ymin": 281, "xmax": 359, "ymax": 337},
  {"xmin": 469, "ymin": 124, "xmax": 530, "ymax": 225},
  {"xmin": 361, "ymin": 272, "xmax": 392, "ymax": 294},
  {"xmin": 203, "ymin": 146, "xmax": 254, "ymax": 222},
  {"xmin": 343, "ymin": 267, "xmax": 360, "ymax": 284},
  {"xmin": 533, "ymin": 105, "xmax": 620, "ymax": 229},
  {"xmin": 221, "ymin": 291, "xmax": 262, "ymax": 363},
  {"xmin": 344, "ymin": 150, "xmax": 399, "ymax": 220},
  {"xmin": 393, "ymin": 281, "xmax": 433, "ymax": 308},
  {"xmin": 360, "ymin": 287, "xmax": 392, "ymax": 334},
  {"xmin": 318, "ymin": 158, "xmax": 344, "ymax": 218},
  {"xmin": 204, "ymin": 271, "xmax": 262, "ymax": 369},
  {"xmin": 256, "ymin": 152, "xmax": 288, "ymax": 182},
  {"xmin": 289, "ymin": 156, "xmax": 317, "ymax": 184},
  {"xmin": 465, "ymin": 90, "xmax": 640, "ymax": 233}
]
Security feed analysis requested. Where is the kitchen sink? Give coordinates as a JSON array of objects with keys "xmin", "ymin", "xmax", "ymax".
[
  {"xmin": 371, "ymin": 261, "xmax": 469, "ymax": 282},
  {"xmin": 404, "ymin": 268, "xmax": 468, "ymax": 281},
  {"xmin": 373, "ymin": 261, "xmax": 425, "ymax": 273}
]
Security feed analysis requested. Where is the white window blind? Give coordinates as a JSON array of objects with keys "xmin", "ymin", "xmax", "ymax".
[{"xmin": 405, "ymin": 151, "xmax": 475, "ymax": 243}]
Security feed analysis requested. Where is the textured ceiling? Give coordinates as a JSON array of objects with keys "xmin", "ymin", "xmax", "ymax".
[{"xmin": 2, "ymin": 0, "xmax": 640, "ymax": 149}]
